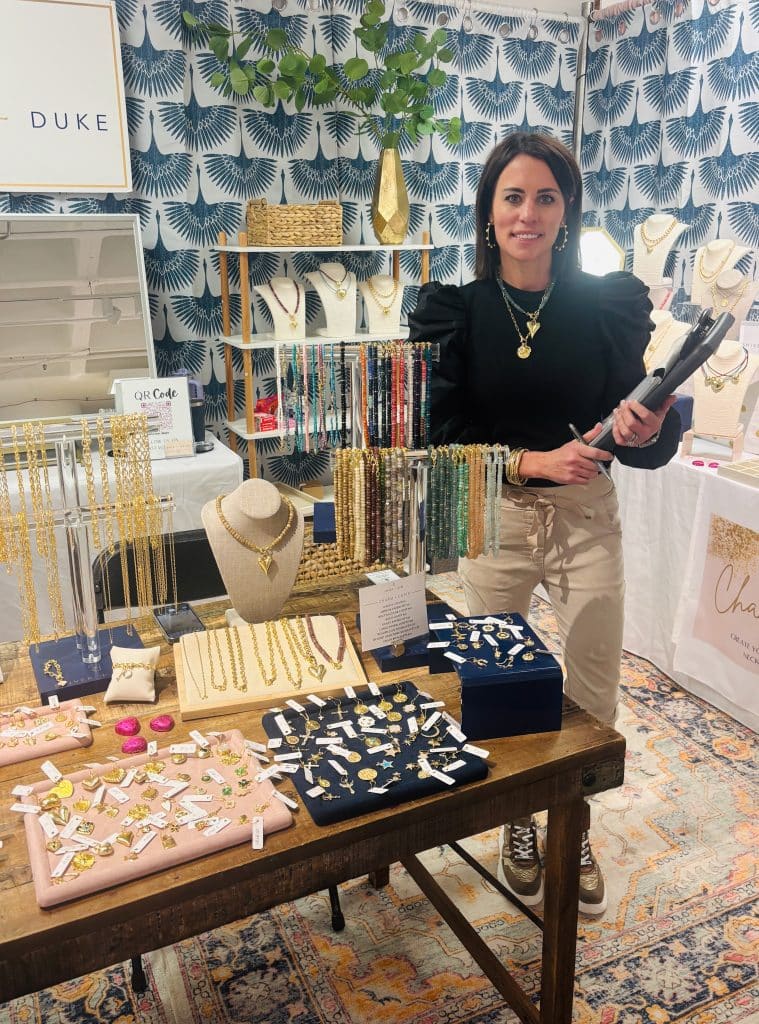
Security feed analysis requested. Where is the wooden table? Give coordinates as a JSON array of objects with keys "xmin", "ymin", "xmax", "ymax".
[{"xmin": 0, "ymin": 584, "xmax": 625, "ymax": 1024}]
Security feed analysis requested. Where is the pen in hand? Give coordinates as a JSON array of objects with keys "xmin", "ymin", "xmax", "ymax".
[{"xmin": 567, "ymin": 422, "xmax": 612, "ymax": 481}]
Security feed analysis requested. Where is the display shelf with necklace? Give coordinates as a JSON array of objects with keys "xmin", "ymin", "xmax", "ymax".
[
  {"xmin": 215, "ymin": 231, "xmax": 430, "ymax": 464},
  {"xmin": 700, "ymin": 347, "xmax": 750, "ymax": 393},
  {"xmin": 631, "ymin": 215, "xmax": 688, "ymax": 286},
  {"xmin": 691, "ymin": 240, "xmax": 748, "ymax": 307}
]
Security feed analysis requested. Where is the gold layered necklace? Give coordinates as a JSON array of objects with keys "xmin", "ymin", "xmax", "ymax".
[
  {"xmin": 710, "ymin": 275, "xmax": 749, "ymax": 315},
  {"xmin": 639, "ymin": 215, "xmax": 678, "ymax": 255},
  {"xmin": 214, "ymin": 493, "xmax": 296, "ymax": 576},
  {"xmin": 497, "ymin": 278, "xmax": 555, "ymax": 359},
  {"xmin": 644, "ymin": 319, "xmax": 683, "ymax": 369},
  {"xmin": 366, "ymin": 276, "xmax": 399, "ymax": 315},
  {"xmin": 696, "ymin": 241, "xmax": 736, "ymax": 285},
  {"xmin": 701, "ymin": 348, "xmax": 750, "ymax": 392},
  {"xmin": 318, "ymin": 265, "xmax": 350, "ymax": 300}
]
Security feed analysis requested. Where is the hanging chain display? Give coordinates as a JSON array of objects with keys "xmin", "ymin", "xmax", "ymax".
[
  {"xmin": 0, "ymin": 414, "xmax": 175, "ymax": 645},
  {"xmin": 333, "ymin": 444, "xmax": 507, "ymax": 569},
  {"xmin": 278, "ymin": 341, "xmax": 433, "ymax": 454}
]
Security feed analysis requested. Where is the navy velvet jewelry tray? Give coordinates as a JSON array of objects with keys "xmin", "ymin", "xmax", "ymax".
[{"xmin": 261, "ymin": 680, "xmax": 489, "ymax": 826}]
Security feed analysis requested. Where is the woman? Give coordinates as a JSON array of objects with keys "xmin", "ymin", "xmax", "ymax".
[{"xmin": 408, "ymin": 132, "xmax": 680, "ymax": 916}]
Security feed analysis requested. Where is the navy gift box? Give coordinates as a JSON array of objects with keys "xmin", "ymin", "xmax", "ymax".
[
  {"xmin": 29, "ymin": 626, "xmax": 146, "ymax": 704},
  {"xmin": 428, "ymin": 613, "xmax": 563, "ymax": 741},
  {"xmin": 313, "ymin": 502, "xmax": 337, "ymax": 544},
  {"xmin": 357, "ymin": 601, "xmax": 455, "ymax": 672},
  {"xmin": 672, "ymin": 392, "xmax": 693, "ymax": 439}
]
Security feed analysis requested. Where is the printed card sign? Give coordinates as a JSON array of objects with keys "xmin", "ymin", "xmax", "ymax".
[
  {"xmin": 358, "ymin": 574, "xmax": 427, "ymax": 652},
  {"xmin": 114, "ymin": 377, "xmax": 194, "ymax": 460},
  {"xmin": 692, "ymin": 513, "xmax": 759, "ymax": 675},
  {"xmin": 0, "ymin": 0, "xmax": 131, "ymax": 193}
]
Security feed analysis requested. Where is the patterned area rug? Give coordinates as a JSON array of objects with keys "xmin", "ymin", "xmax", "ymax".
[{"xmin": 2, "ymin": 584, "xmax": 757, "ymax": 1024}]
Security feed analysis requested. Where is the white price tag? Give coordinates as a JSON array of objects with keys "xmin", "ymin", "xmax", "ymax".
[
  {"xmin": 189, "ymin": 729, "xmax": 209, "ymax": 748},
  {"xmin": 133, "ymin": 831, "xmax": 156, "ymax": 854},
  {"xmin": 267, "ymin": 737, "xmax": 283, "ymax": 749},
  {"xmin": 147, "ymin": 740, "xmax": 158, "ymax": 756},
  {"xmin": 251, "ymin": 816, "xmax": 264, "ymax": 849},
  {"xmin": 206, "ymin": 768, "xmax": 225, "ymax": 785},
  {"xmin": 11, "ymin": 802, "xmax": 41, "ymax": 814},
  {"xmin": 37, "ymin": 813, "xmax": 59, "ymax": 838},
  {"xmin": 444, "ymin": 651, "xmax": 466, "ymax": 665},
  {"xmin": 368, "ymin": 682, "xmax": 381, "ymax": 697},
  {"xmin": 285, "ymin": 699, "xmax": 305, "ymax": 713},
  {"xmin": 47, "ymin": 695, "xmax": 60, "ymax": 709},
  {"xmin": 107, "ymin": 787, "xmax": 129, "ymax": 804},
  {"xmin": 343, "ymin": 686, "xmax": 357, "ymax": 699},
  {"xmin": 169, "ymin": 743, "xmax": 197, "ymax": 755},
  {"xmin": 274, "ymin": 714, "xmax": 292, "ymax": 736},
  {"xmin": 421, "ymin": 711, "xmax": 442, "ymax": 732},
  {"xmin": 462, "ymin": 743, "xmax": 490, "ymax": 759},
  {"xmin": 305, "ymin": 694, "xmax": 327, "ymax": 707},
  {"xmin": 327, "ymin": 759, "xmax": 347, "ymax": 776},
  {"xmin": 273, "ymin": 752, "xmax": 302, "ymax": 762},
  {"xmin": 40, "ymin": 760, "xmax": 63, "ymax": 783},
  {"xmin": 245, "ymin": 740, "xmax": 268, "ymax": 753},
  {"xmin": 51, "ymin": 851, "xmax": 75, "ymax": 878},
  {"xmin": 420, "ymin": 701, "xmax": 445, "ymax": 710},
  {"xmin": 273, "ymin": 790, "xmax": 298, "ymax": 810},
  {"xmin": 11, "ymin": 784, "xmax": 33, "ymax": 797},
  {"xmin": 446, "ymin": 722, "xmax": 466, "ymax": 743},
  {"xmin": 306, "ymin": 785, "xmax": 325, "ymax": 798}
]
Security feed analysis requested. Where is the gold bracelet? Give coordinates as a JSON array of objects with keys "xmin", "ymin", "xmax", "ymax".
[{"xmin": 506, "ymin": 448, "xmax": 528, "ymax": 486}]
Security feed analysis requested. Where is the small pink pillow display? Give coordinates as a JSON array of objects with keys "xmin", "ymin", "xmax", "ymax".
[
  {"xmin": 0, "ymin": 701, "xmax": 93, "ymax": 768},
  {"xmin": 22, "ymin": 729, "xmax": 292, "ymax": 907}
]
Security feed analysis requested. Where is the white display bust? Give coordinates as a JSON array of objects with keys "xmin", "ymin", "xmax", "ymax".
[
  {"xmin": 202, "ymin": 479, "xmax": 304, "ymax": 623},
  {"xmin": 358, "ymin": 274, "xmax": 404, "ymax": 335},
  {"xmin": 305, "ymin": 263, "xmax": 357, "ymax": 337},
  {"xmin": 692, "ymin": 337, "xmax": 759, "ymax": 440},
  {"xmin": 707, "ymin": 269, "xmax": 759, "ymax": 340},
  {"xmin": 255, "ymin": 277, "xmax": 306, "ymax": 341},
  {"xmin": 691, "ymin": 240, "xmax": 750, "ymax": 308},
  {"xmin": 644, "ymin": 309, "xmax": 690, "ymax": 373},
  {"xmin": 632, "ymin": 215, "xmax": 688, "ymax": 286}
]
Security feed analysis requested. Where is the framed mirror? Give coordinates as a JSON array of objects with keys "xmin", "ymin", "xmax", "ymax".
[{"xmin": 0, "ymin": 214, "xmax": 155, "ymax": 423}]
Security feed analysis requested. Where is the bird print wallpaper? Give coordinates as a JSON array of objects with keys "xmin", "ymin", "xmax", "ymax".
[{"xmin": 1, "ymin": 0, "xmax": 756, "ymax": 483}]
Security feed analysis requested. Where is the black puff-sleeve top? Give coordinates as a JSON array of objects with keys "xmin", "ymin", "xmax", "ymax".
[{"xmin": 408, "ymin": 270, "xmax": 681, "ymax": 481}]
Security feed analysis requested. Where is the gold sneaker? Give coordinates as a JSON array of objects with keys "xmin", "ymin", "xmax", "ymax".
[
  {"xmin": 578, "ymin": 830, "xmax": 607, "ymax": 915},
  {"xmin": 497, "ymin": 817, "xmax": 544, "ymax": 906}
]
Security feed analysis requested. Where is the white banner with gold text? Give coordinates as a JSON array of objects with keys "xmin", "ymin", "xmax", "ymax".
[{"xmin": 673, "ymin": 482, "xmax": 759, "ymax": 718}]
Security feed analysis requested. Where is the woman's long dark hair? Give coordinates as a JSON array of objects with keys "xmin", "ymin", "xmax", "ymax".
[{"xmin": 474, "ymin": 132, "xmax": 583, "ymax": 282}]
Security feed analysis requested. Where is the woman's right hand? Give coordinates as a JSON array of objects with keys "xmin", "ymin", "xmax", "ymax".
[{"xmin": 519, "ymin": 424, "xmax": 613, "ymax": 485}]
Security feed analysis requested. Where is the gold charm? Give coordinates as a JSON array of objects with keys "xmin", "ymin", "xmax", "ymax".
[
  {"xmin": 96, "ymin": 843, "xmax": 114, "ymax": 857},
  {"xmin": 288, "ymin": 315, "xmax": 298, "ymax": 329},
  {"xmin": 517, "ymin": 344, "xmax": 531, "ymax": 359},
  {"xmin": 102, "ymin": 768, "xmax": 127, "ymax": 785},
  {"xmin": 346, "ymin": 751, "xmax": 362, "ymax": 764},
  {"xmin": 71, "ymin": 851, "xmax": 96, "ymax": 871},
  {"xmin": 50, "ymin": 780, "xmax": 74, "ymax": 800},
  {"xmin": 144, "ymin": 761, "xmax": 166, "ymax": 775},
  {"xmin": 72, "ymin": 799, "xmax": 92, "ymax": 813},
  {"xmin": 357, "ymin": 767, "xmax": 377, "ymax": 781},
  {"xmin": 526, "ymin": 319, "xmax": 540, "ymax": 339},
  {"xmin": 50, "ymin": 807, "xmax": 70, "ymax": 826},
  {"xmin": 81, "ymin": 775, "xmax": 101, "ymax": 792},
  {"xmin": 308, "ymin": 663, "xmax": 326, "ymax": 682},
  {"xmin": 46, "ymin": 838, "xmax": 62, "ymax": 853},
  {"xmin": 171, "ymin": 753, "xmax": 187, "ymax": 765},
  {"xmin": 116, "ymin": 831, "xmax": 134, "ymax": 847},
  {"xmin": 161, "ymin": 834, "xmax": 177, "ymax": 850},
  {"xmin": 40, "ymin": 793, "xmax": 61, "ymax": 811},
  {"xmin": 76, "ymin": 821, "xmax": 95, "ymax": 835},
  {"xmin": 258, "ymin": 553, "xmax": 273, "ymax": 575}
]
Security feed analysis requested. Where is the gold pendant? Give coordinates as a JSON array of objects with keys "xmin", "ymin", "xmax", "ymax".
[
  {"xmin": 258, "ymin": 553, "xmax": 273, "ymax": 575},
  {"xmin": 517, "ymin": 343, "xmax": 531, "ymax": 359},
  {"xmin": 336, "ymin": 287, "xmax": 347, "ymax": 299},
  {"xmin": 646, "ymin": 245, "xmax": 654, "ymax": 255},
  {"xmin": 526, "ymin": 319, "xmax": 540, "ymax": 340},
  {"xmin": 308, "ymin": 663, "xmax": 326, "ymax": 682},
  {"xmin": 288, "ymin": 315, "xmax": 298, "ymax": 329},
  {"xmin": 707, "ymin": 377, "xmax": 724, "ymax": 392}
]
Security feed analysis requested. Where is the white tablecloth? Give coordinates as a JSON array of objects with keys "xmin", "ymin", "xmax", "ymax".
[
  {"xmin": 613, "ymin": 450, "xmax": 758, "ymax": 732},
  {"xmin": 0, "ymin": 435, "xmax": 243, "ymax": 643}
]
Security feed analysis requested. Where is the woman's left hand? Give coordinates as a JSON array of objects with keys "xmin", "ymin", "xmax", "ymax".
[{"xmin": 611, "ymin": 396, "xmax": 676, "ymax": 448}]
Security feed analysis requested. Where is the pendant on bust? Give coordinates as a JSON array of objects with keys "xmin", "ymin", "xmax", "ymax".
[
  {"xmin": 645, "ymin": 244, "xmax": 655, "ymax": 255},
  {"xmin": 258, "ymin": 553, "xmax": 273, "ymax": 575},
  {"xmin": 336, "ymin": 287, "xmax": 347, "ymax": 300},
  {"xmin": 288, "ymin": 315, "xmax": 298, "ymax": 329},
  {"xmin": 517, "ymin": 343, "xmax": 532, "ymax": 359}
]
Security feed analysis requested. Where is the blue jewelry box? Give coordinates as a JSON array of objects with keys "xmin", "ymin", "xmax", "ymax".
[
  {"xmin": 428, "ymin": 613, "xmax": 563, "ymax": 740},
  {"xmin": 30, "ymin": 626, "xmax": 146, "ymax": 704},
  {"xmin": 313, "ymin": 502, "xmax": 337, "ymax": 544},
  {"xmin": 356, "ymin": 601, "xmax": 456, "ymax": 672}
]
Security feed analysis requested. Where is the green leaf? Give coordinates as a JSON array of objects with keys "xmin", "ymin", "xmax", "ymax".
[
  {"xmin": 313, "ymin": 76, "xmax": 331, "ymax": 94},
  {"xmin": 427, "ymin": 68, "xmax": 446, "ymax": 87},
  {"xmin": 230, "ymin": 63, "xmax": 250, "ymax": 95},
  {"xmin": 294, "ymin": 86, "xmax": 306, "ymax": 112},
  {"xmin": 398, "ymin": 53, "xmax": 419, "ymax": 75},
  {"xmin": 235, "ymin": 37, "xmax": 254, "ymax": 61},
  {"xmin": 272, "ymin": 79, "xmax": 293, "ymax": 99},
  {"xmin": 438, "ymin": 46, "xmax": 454, "ymax": 63},
  {"xmin": 253, "ymin": 83, "xmax": 273, "ymax": 105},
  {"xmin": 210, "ymin": 71, "xmax": 226, "ymax": 87},
  {"xmin": 309, "ymin": 53, "xmax": 327, "ymax": 74},
  {"xmin": 257, "ymin": 58, "xmax": 275, "ymax": 74},
  {"xmin": 182, "ymin": 11, "xmax": 199, "ymax": 26},
  {"xmin": 417, "ymin": 120, "xmax": 434, "ymax": 135},
  {"xmin": 206, "ymin": 21, "xmax": 232, "ymax": 34},
  {"xmin": 360, "ymin": 12, "xmax": 380, "ymax": 26},
  {"xmin": 431, "ymin": 28, "xmax": 447, "ymax": 46},
  {"xmin": 265, "ymin": 27, "xmax": 288, "ymax": 50},
  {"xmin": 209, "ymin": 35, "xmax": 229, "ymax": 61},
  {"xmin": 344, "ymin": 56, "xmax": 369, "ymax": 80}
]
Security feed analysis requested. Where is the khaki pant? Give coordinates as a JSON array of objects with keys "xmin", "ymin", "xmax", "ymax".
[{"xmin": 458, "ymin": 475, "xmax": 624, "ymax": 727}]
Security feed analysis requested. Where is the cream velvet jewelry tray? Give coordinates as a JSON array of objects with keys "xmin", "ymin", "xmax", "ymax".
[{"xmin": 175, "ymin": 614, "xmax": 367, "ymax": 721}]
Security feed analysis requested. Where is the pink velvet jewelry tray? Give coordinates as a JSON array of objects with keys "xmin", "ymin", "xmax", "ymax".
[
  {"xmin": 22, "ymin": 729, "xmax": 292, "ymax": 908},
  {"xmin": 0, "ymin": 700, "xmax": 92, "ymax": 768}
]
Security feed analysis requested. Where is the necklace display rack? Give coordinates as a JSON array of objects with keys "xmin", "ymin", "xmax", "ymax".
[
  {"xmin": 682, "ymin": 343, "xmax": 759, "ymax": 463},
  {"xmin": 174, "ymin": 614, "xmax": 368, "ymax": 721},
  {"xmin": 0, "ymin": 415, "xmax": 174, "ymax": 704}
]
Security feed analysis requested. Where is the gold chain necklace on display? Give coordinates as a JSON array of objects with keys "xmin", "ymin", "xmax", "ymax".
[
  {"xmin": 696, "ymin": 241, "xmax": 736, "ymax": 285},
  {"xmin": 710, "ymin": 275, "xmax": 749, "ymax": 315},
  {"xmin": 701, "ymin": 349, "xmax": 749, "ymax": 392},
  {"xmin": 268, "ymin": 620, "xmax": 303, "ymax": 690},
  {"xmin": 497, "ymin": 278, "xmax": 555, "ymax": 359},
  {"xmin": 215, "ymin": 494, "xmax": 295, "ymax": 576},
  {"xmin": 644, "ymin": 320, "xmax": 683, "ymax": 368},
  {"xmin": 366, "ymin": 276, "xmax": 399, "ymax": 315},
  {"xmin": 248, "ymin": 623, "xmax": 276, "ymax": 687},
  {"xmin": 639, "ymin": 215, "xmax": 678, "ymax": 255},
  {"xmin": 318, "ymin": 265, "xmax": 350, "ymax": 300}
]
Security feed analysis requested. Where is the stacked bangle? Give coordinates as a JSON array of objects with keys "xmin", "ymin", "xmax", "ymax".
[{"xmin": 506, "ymin": 447, "xmax": 528, "ymax": 486}]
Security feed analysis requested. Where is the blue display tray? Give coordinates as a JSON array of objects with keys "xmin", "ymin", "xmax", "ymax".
[{"xmin": 29, "ymin": 627, "xmax": 146, "ymax": 704}]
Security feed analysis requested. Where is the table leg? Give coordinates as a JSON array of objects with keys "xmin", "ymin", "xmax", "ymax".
[
  {"xmin": 130, "ymin": 954, "xmax": 148, "ymax": 993},
  {"xmin": 328, "ymin": 885, "xmax": 345, "ymax": 931},
  {"xmin": 369, "ymin": 866, "xmax": 389, "ymax": 889},
  {"xmin": 539, "ymin": 798, "xmax": 585, "ymax": 1024}
]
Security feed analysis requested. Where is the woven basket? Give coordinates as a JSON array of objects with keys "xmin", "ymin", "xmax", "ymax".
[{"xmin": 246, "ymin": 199, "xmax": 342, "ymax": 247}]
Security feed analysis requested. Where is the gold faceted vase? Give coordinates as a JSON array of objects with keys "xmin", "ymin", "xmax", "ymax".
[{"xmin": 371, "ymin": 148, "xmax": 410, "ymax": 245}]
